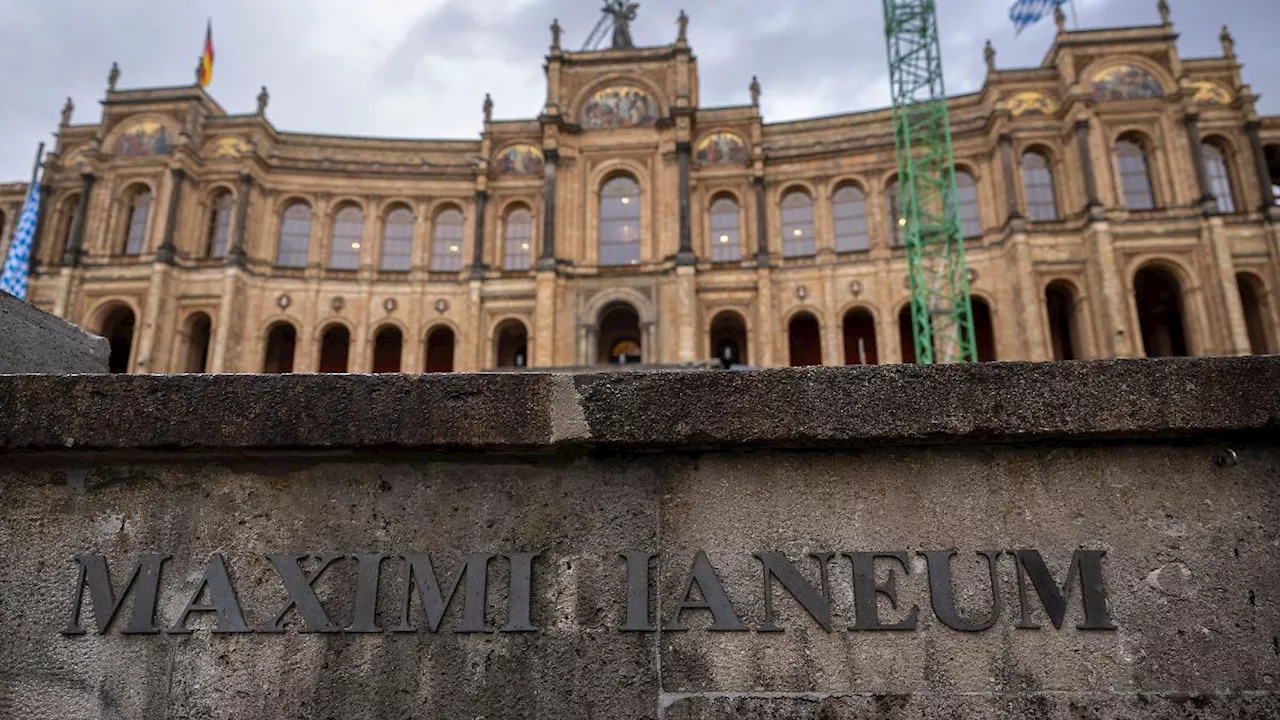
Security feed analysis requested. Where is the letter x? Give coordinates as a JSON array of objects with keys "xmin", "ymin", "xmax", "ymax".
[{"xmin": 259, "ymin": 553, "xmax": 343, "ymax": 633}]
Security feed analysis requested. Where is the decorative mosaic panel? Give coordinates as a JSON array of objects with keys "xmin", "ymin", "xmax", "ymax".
[
  {"xmin": 580, "ymin": 86, "xmax": 659, "ymax": 130},
  {"xmin": 207, "ymin": 136, "xmax": 250, "ymax": 159},
  {"xmin": 1007, "ymin": 91, "xmax": 1059, "ymax": 117},
  {"xmin": 1188, "ymin": 80, "xmax": 1233, "ymax": 106},
  {"xmin": 695, "ymin": 131, "xmax": 749, "ymax": 165},
  {"xmin": 1091, "ymin": 64, "xmax": 1164, "ymax": 102},
  {"xmin": 112, "ymin": 120, "xmax": 172, "ymax": 157},
  {"xmin": 495, "ymin": 144, "xmax": 545, "ymax": 175}
]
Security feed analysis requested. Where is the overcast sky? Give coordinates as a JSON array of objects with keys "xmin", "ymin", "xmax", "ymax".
[{"xmin": 1, "ymin": 0, "xmax": 1276, "ymax": 182}]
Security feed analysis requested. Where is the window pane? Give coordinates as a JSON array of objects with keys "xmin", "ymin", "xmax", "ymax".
[
  {"xmin": 1021, "ymin": 153, "xmax": 1058, "ymax": 222},
  {"xmin": 1116, "ymin": 140, "xmax": 1155, "ymax": 210},
  {"xmin": 955, "ymin": 172, "xmax": 982, "ymax": 237},
  {"xmin": 431, "ymin": 209, "xmax": 465, "ymax": 272},
  {"xmin": 381, "ymin": 208, "xmax": 414, "ymax": 271},
  {"xmin": 504, "ymin": 208, "xmax": 533, "ymax": 270},
  {"xmin": 1203, "ymin": 143, "xmax": 1235, "ymax": 213},
  {"xmin": 124, "ymin": 191, "xmax": 151, "ymax": 256},
  {"xmin": 709, "ymin": 197, "xmax": 741, "ymax": 262},
  {"xmin": 208, "ymin": 192, "xmax": 233, "ymax": 258},
  {"xmin": 886, "ymin": 182, "xmax": 904, "ymax": 247},
  {"xmin": 328, "ymin": 207, "xmax": 364, "ymax": 270},
  {"xmin": 600, "ymin": 177, "xmax": 641, "ymax": 266},
  {"xmin": 276, "ymin": 203, "xmax": 312, "ymax": 267},
  {"xmin": 781, "ymin": 191, "xmax": 815, "ymax": 257},
  {"xmin": 833, "ymin": 186, "xmax": 869, "ymax": 252}
]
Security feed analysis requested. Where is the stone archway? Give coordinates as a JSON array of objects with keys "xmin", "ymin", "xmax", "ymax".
[
  {"xmin": 181, "ymin": 313, "xmax": 212, "ymax": 373},
  {"xmin": 1045, "ymin": 281, "xmax": 1081, "ymax": 361},
  {"xmin": 709, "ymin": 311, "xmax": 749, "ymax": 366},
  {"xmin": 98, "ymin": 305, "xmax": 136, "ymax": 374},
  {"xmin": 1134, "ymin": 265, "xmax": 1189, "ymax": 358},
  {"xmin": 263, "ymin": 322, "xmax": 297, "ymax": 374},
  {"xmin": 787, "ymin": 312, "xmax": 822, "ymax": 367},
  {"xmin": 495, "ymin": 319, "xmax": 530, "ymax": 368},
  {"xmin": 842, "ymin": 308, "xmax": 878, "ymax": 365},
  {"xmin": 318, "ymin": 324, "xmax": 351, "ymax": 373},
  {"xmin": 598, "ymin": 303, "xmax": 643, "ymax": 364}
]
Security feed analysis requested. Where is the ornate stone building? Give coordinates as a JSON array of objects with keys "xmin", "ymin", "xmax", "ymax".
[{"xmin": 1, "ymin": 5, "xmax": 1277, "ymax": 374}]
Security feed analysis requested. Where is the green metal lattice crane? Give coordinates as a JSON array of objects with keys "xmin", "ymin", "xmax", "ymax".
[{"xmin": 882, "ymin": 0, "xmax": 977, "ymax": 364}]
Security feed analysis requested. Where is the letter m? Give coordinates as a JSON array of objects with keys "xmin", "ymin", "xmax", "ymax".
[
  {"xmin": 1014, "ymin": 549, "xmax": 1116, "ymax": 631},
  {"xmin": 62, "ymin": 554, "xmax": 169, "ymax": 635}
]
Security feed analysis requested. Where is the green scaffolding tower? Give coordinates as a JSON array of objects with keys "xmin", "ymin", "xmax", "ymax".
[{"xmin": 882, "ymin": 0, "xmax": 977, "ymax": 364}]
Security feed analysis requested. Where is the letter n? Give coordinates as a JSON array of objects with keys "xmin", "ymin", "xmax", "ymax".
[
  {"xmin": 62, "ymin": 554, "xmax": 169, "ymax": 635},
  {"xmin": 1014, "ymin": 549, "xmax": 1117, "ymax": 630}
]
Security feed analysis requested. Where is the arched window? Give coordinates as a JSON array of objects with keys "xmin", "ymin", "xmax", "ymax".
[
  {"xmin": 55, "ymin": 194, "xmax": 81, "ymax": 262},
  {"xmin": 898, "ymin": 306, "xmax": 918, "ymax": 364},
  {"xmin": 381, "ymin": 207, "xmax": 414, "ymax": 272},
  {"xmin": 600, "ymin": 176, "xmax": 641, "ymax": 266},
  {"xmin": 276, "ymin": 202, "xmax": 312, "ymax": 268},
  {"xmin": 843, "ymin": 309, "xmax": 878, "ymax": 365},
  {"xmin": 709, "ymin": 311, "xmax": 748, "ymax": 366},
  {"xmin": 328, "ymin": 206, "xmax": 364, "ymax": 270},
  {"xmin": 122, "ymin": 187, "xmax": 152, "ymax": 256},
  {"xmin": 99, "ymin": 305, "xmax": 136, "ymax": 373},
  {"xmin": 1266, "ymin": 144, "xmax": 1280, "ymax": 205},
  {"xmin": 598, "ymin": 303, "xmax": 642, "ymax": 364},
  {"xmin": 1045, "ymin": 281, "xmax": 1080, "ymax": 361},
  {"xmin": 182, "ymin": 313, "xmax": 212, "ymax": 373},
  {"xmin": 430, "ymin": 208, "xmax": 465, "ymax": 272},
  {"xmin": 263, "ymin": 322, "xmax": 297, "ymax": 373},
  {"xmin": 1236, "ymin": 273, "xmax": 1273, "ymax": 355},
  {"xmin": 833, "ymin": 185, "xmax": 869, "ymax": 253},
  {"xmin": 1115, "ymin": 137, "xmax": 1155, "ymax": 210},
  {"xmin": 206, "ymin": 191, "xmax": 233, "ymax": 258},
  {"xmin": 1021, "ymin": 151, "xmax": 1058, "ymax": 221},
  {"xmin": 495, "ymin": 320, "xmax": 529, "ymax": 368},
  {"xmin": 1203, "ymin": 142, "xmax": 1235, "ymax": 213},
  {"xmin": 318, "ymin": 324, "xmax": 351, "ymax": 373},
  {"xmin": 955, "ymin": 171, "xmax": 982, "ymax": 238},
  {"xmin": 425, "ymin": 327, "xmax": 455, "ymax": 373},
  {"xmin": 372, "ymin": 326, "xmax": 403, "ymax": 373},
  {"xmin": 781, "ymin": 190, "xmax": 815, "ymax": 257},
  {"xmin": 1134, "ymin": 265, "xmax": 1188, "ymax": 357},
  {"xmin": 971, "ymin": 297, "xmax": 997, "ymax": 362},
  {"xmin": 503, "ymin": 207, "xmax": 534, "ymax": 270},
  {"xmin": 787, "ymin": 313, "xmax": 822, "ymax": 366},
  {"xmin": 886, "ymin": 180, "xmax": 904, "ymax": 247},
  {"xmin": 709, "ymin": 196, "xmax": 741, "ymax": 263}
]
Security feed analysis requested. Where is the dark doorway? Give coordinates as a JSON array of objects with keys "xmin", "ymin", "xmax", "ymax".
[
  {"xmin": 709, "ymin": 311, "xmax": 749, "ymax": 366},
  {"xmin": 787, "ymin": 313, "xmax": 822, "ymax": 367},
  {"xmin": 372, "ymin": 326, "xmax": 403, "ymax": 373},
  {"xmin": 842, "ymin": 309, "xmax": 878, "ymax": 365},
  {"xmin": 1134, "ymin": 266, "xmax": 1189, "ymax": 357},
  {"xmin": 263, "ymin": 322, "xmax": 297, "ymax": 373},
  {"xmin": 898, "ymin": 306, "xmax": 917, "ymax": 364},
  {"xmin": 1237, "ymin": 273, "xmax": 1273, "ymax": 355},
  {"xmin": 318, "ymin": 324, "xmax": 351, "ymax": 373},
  {"xmin": 425, "ymin": 327, "xmax": 455, "ymax": 373},
  {"xmin": 1045, "ymin": 282, "xmax": 1079, "ymax": 361},
  {"xmin": 495, "ymin": 320, "xmax": 529, "ymax": 368},
  {"xmin": 100, "ymin": 305, "xmax": 136, "ymax": 374},
  {"xmin": 598, "ymin": 303, "xmax": 643, "ymax": 364},
  {"xmin": 183, "ymin": 313, "xmax": 212, "ymax": 372},
  {"xmin": 972, "ymin": 298, "xmax": 997, "ymax": 362}
]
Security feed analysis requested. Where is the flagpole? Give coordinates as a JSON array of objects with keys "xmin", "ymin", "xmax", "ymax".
[{"xmin": 28, "ymin": 142, "xmax": 44, "ymax": 191}]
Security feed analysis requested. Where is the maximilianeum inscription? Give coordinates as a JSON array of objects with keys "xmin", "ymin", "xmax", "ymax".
[{"xmin": 60, "ymin": 549, "xmax": 1117, "ymax": 637}]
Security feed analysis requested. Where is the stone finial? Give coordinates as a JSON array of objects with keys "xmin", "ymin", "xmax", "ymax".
[
  {"xmin": 677, "ymin": 10, "xmax": 688, "ymax": 43},
  {"xmin": 1054, "ymin": 4, "xmax": 1066, "ymax": 32},
  {"xmin": 1157, "ymin": 0, "xmax": 1170, "ymax": 25},
  {"xmin": 60, "ymin": 97, "xmax": 74, "ymax": 127},
  {"xmin": 1220, "ymin": 25, "xmax": 1236, "ymax": 59},
  {"xmin": 483, "ymin": 93, "xmax": 493, "ymax": 124},
  {"xmin": 194, "ymin": 57, "xmax": 204, "ymax": 86},
  {"xmin": 256, "ymin": 86, "xmax": 270, "ymax": 116},
  {"xmin": 107, "ymin": 62, "xmax": 120, "ymax": 92},
  {"xmin": 550, "ymin": 18, "xmax": 562, "ymax": 51},
  {"xmin": 984, "ymin": 40, "xmax": 996, "ymax": 74},
  {"xmin": 750, "ymin": 75, "xmax": 761, "ymax": 109}
]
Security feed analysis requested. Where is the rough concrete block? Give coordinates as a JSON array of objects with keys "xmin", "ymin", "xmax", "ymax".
[{"xmin": 0, "ymin": 291, "xmax": 108, "ymax": 374}]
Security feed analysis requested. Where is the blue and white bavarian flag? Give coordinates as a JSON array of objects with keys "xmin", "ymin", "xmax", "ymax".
[
  {"xmin": 0, "ymin": 183, "xmax": 42, "ymax": 301},
  {"xmin": 1010, "ymin": 0, "xmax": 1066, "ymax": 35}
]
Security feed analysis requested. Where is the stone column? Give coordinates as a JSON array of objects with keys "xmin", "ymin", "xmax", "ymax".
[
  {"xmin": 1010, "ymin": 232, "xmax": 1049, "ymax": 361},
  {"xmin": 641, "ymin": 322, "xmax": 657, "ymax": 364},
  {"xmin": 1244, "ymin": 121, "xmax": 1277, "ymax": 215},
  {"xmin": 156, "ymin": 167, "xmax": 185, "ymax": 265},
  {"xmin": 227, "ymin": 173, "xmax": 253, "ymax": 267},
  {"xmin": 470, "ymin": 190, "xmax": 489, "ymax": 279},
  {"xmin": 1075, "ymin": 120, "xmax": 1102, "ymax": 213},
  {"xmin": 134, "ymin": 263, "xmax": 174, "ymax": 372},
  {"xmin": 62, "ymin": 173, "xmax": 96, "ymax": 266},
  {"xmin": 538, "ymin": 149, "xmax": 559, "ymax": 269},
  {"xmin": 533, "ymin": 269, "xmax": 558, "ymax": 367},
  {"xmin": 1184, "ymin": 113, "xmax": 1216, "ymax": 212},
  {"xmin": 1084, "ymin": 222, "xmax": 1133, "ymax": 358},
  {"xmin": 753, "ymin": 176, "xmax": 769, "ymax": 266},
  {"xmin": 999, "ymin": 134, "xmax": 1022, "ymax": 222},
  {"xmin": 676, "ymin": 141, "xmax": 695, "ymax": 265}
]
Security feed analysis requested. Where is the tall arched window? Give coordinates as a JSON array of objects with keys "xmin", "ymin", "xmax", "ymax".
[
  {"xmin": 504, "ymin": 207, "xmax": 533, "ymax": 270},
  {"xmin": 781, "ymin": 190, "xmax": 815, "ymax": 257},
  {"xmin": 122, "ymin": 187, "xmax": 152, "ymax": 256},
  {"xmin": 1115, "ymin": 137, "xmax": 1155, "ymax": 210},
  {"xmin": 1021, "ymin": 151, "xmax": 1058, "ymax": 221},
  {"xmin": 971, "ymin": 297, "xmax": 997, "ymax": 362},
  {"xmin": 600, "ymin": 176, "xmax": 641, "ymax": 266},
  {"xmin": 206, "ymin": 191, "xmax": 233, "ymax": 258},
  {"xmin": 381, "ymin": 207, "xmax": 414, "ymax": 271},
  {"xmin": 56, "ymin": 194, "xmax": 81, "ymax": 262},
  {"xmin": 833, "ymin": 185, "xmax": 869, "ymax": 252},
  {"xmin": 1134, "ymin": 265, "xmax": 1188, "ymax": 357},
  {"xmin": 955, "ymin": 171, "xmax": 981, "ymax": 238},
  {"xmin": 1203, "ymin": 141, "xmax": 1235, "ymax": 213},
  {"xmin": 709, "ymin": 196, "xmax": 741, "ymax": 263},
  {"xmin": 276, "ymin": 202, "xmax": 312, "ymax": 268},
  {"xmin": 886, "ymin": 180, "xmax": 904, "ymax": 247},
  {"xmin": 328, "ymin": 206, "xmax": 364, "ymax": 270},
  {"xmin": 430, "ymin": 208, "xmax": 465, "ymax": 272}
]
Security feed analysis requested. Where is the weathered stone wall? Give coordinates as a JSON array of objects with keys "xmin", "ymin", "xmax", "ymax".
[{"xmin": 1, "ymin": 359, "xmax": 1278, "ymax": 719}]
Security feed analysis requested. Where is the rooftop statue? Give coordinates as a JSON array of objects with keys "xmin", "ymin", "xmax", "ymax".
[{"xmin": 605, "ymin": 0, "xmax": 639, "ymax": 49}]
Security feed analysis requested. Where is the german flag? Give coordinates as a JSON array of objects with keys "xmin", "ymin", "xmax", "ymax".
[{"xmin": 197, "ymin": 20, "xmax": 214, "ymax": 88}]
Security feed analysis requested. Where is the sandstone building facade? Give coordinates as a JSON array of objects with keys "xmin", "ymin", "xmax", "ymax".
[{"xmin": 1, "ymin": 6, "xmax": 1278, "ymax": 374}]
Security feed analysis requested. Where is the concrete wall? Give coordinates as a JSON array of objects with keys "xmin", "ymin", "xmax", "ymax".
[{"xmin": 1, "ymin": 359, "xmax": 1278, "ymax": 719}]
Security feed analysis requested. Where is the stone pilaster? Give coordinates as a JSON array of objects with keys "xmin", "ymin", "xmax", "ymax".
[
  {"xmin": 753, "ymin": 176, "xmax": 769, "ymax": 266},
  {"xmin": 999, "ymin": 134, "xmax": 1022, "ymax": 223},
  {"xmin": 676, "ymin": 141, "xmax": 695, "ymax": 265},
  {"xmin": 1075, "ymin": 119, "xmax": 1102, "ymax": 217},
  {"xmin": 1184, "ymin": 113, "xmax": 1217, "ymax": 212},
  {"xmin": 62, "ymin": 174, "xmax": 96, "ymax": 267},
  {"xmin": 538, "ymin": 149, "xmax": 559, "ymax": 270},
  {"xmin": 227, "ymin": 173, "xmax": 253, "ymax": 268},
  {"xmin": 155, "ymin": 167, "xmax": 185, "ymax": 265},
  {"xmin": 470, "ymin": 190, "xmax": 489, "ymax": 279}
]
